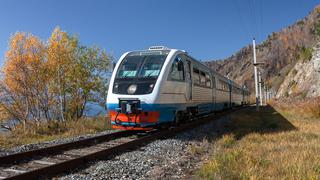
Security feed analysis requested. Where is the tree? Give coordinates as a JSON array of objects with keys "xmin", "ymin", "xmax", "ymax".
[
  {"xmin": 72, "ymin": 46, "xmax": 110, "ymax": 118},
  {"xmin": 47, "ymin": 27, "xmax": 110, "ymax": 120},
  {"xmin": 0, "ymin": 32, "xmax": 47, "ymax": 127},
  {"xmin": 47, "ymin": 27, "xmax": 78, "ymax": 121}
]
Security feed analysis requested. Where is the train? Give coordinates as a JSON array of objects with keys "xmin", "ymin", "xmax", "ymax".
[{"xmin": 106, "ymin": 46, "xmax": 250, "ymax": 130}]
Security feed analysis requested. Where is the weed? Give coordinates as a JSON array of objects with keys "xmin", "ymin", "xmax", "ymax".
[
  {"xmin": 220, "ymin": 134, "xmax": 236, "ymax": 148},
  {"xmin": 0, "ymin": 116, "xmax": 112, "ymax": 149}
]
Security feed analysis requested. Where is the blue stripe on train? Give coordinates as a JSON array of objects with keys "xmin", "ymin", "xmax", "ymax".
[{"xmin": 107, "ymin": 102, "xmax": 227, "ymax": 126}]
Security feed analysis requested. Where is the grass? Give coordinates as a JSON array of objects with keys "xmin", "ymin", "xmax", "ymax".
[
  {"xmin": 0, "ymin": 116, "xmax": 112, "ymax": 149},
  {"xmin": 197, "ymin": 100, "xmax": 320, "ymax": 179}
]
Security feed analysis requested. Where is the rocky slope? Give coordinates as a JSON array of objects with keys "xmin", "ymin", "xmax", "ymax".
[
  {"xmin": 277, "ymin": 41, "xmax": 320, "ymax": 98},
  {"xmin": 206, "ymin": 5, "xmax": 320, "ymax": 98}
]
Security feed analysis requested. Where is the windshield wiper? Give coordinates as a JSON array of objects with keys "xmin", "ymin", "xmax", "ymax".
[
  {"xmin": 144, "ymin": 71, "xmax": 157, "ymax": 78},
  {"xmin": 121, "ymin": 71, "xmax": 132, "ymax": 78}
]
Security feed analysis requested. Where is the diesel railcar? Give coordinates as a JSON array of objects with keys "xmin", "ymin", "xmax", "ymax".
[{"xmin": 106, "ymin": 46, "xmax": 250, "ymax": 130}]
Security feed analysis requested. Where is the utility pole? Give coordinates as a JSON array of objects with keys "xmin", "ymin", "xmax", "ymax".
[
  {"xmin": 265, "ymin": 86, "xmax": 268, "ymax": 104},
  {"xmin": 253, "ymin": 38, "xmax": 259, "ymax": 111},
  {"xmin": 258, "ymin": 71, "xmax": 263, "ymax": 106}
]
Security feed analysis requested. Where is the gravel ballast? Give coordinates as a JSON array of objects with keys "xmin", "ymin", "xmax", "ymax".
[{"xmin": 59, "ymin": 115, "xmax": 231, "ymax": 180}]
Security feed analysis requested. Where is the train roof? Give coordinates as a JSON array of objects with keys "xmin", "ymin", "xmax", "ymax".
[{"xmin": 127, "ymin": 46, "xmax": 248, "ymax": 91}]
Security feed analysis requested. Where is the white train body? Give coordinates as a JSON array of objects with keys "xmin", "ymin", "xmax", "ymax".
[{"xmin": 107, "ymin": 47, "xmax": 250, "ymax": 130}]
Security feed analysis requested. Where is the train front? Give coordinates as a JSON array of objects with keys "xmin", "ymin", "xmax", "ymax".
[{"xmin": 106, "ymin": 48, "xmax": 171, "ymax": 130}]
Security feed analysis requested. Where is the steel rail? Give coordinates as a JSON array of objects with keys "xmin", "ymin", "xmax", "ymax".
[
  {"xmin": 0, "ymin": 130, "xmax": 135, "ymax": 165},
  {"xmin": 2, "ymin": 106, "xmax": 248, "ymax": 180}
]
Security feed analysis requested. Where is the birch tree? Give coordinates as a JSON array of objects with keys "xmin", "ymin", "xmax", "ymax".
[{"xmin": 0, "ymin": 32, "xmax": 47, "ymax": 127}]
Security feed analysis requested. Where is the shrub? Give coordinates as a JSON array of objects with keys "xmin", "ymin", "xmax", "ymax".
[
  {"xmin": 300, "ymin": 91, "xmax": 308, "ymax": 99},
  {"xmin": 292, "ymin": 69, "xmax": 298, "ymax": 76},
  {"xmin": 297, "ymin": 20, "xmax": 304, "ymax": 26},
  {"xmin": 285, "ymin": 91, "xmax": 289, "ymax": 98},
  {"xmin": 288, "ymin": 80, "xmax": 297, "ymax": 88},
  {"xmin": 316, "ymin": 21, "xmax": 320, "ymax": 37},
  {"xmin": 299, "ymin": 46, "xmax": 313, "ymax": 62}
]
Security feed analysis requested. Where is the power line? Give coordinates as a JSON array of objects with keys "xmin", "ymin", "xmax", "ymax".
[
  {"xmin": 258, "ymin": 0, "xmax": 264, "ymax": 41},
  {"xmin": 248, "ymin": 0, "xmax": 256, "ymax": 38},
  {"xmin": 234, "ymin": 0, "xmax": 251, "ymax": 40}
]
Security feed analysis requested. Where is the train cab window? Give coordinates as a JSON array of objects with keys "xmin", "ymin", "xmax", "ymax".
[
  {"xmin": 193, "ymin": 68, "xmax": 200, "ymax": 85},
  {"xmin": 168, "ymin": 56, "xmax": 185, "ymax": 81},
  {"xmin": 200, "ymin": 71, "xmax": 206, "ymax": 86},
  {"xmin": 205, "ymin": 73, "xmax": 211, "ymax": 88}
]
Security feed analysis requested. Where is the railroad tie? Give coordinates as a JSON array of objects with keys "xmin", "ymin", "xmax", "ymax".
[
  {"xmin": 34, "ymin": 160, "xmax": 56, "ymax": 166},
  {"xmin": 3, "ymin": 168, "xmax": 27, "ymax": 174}
]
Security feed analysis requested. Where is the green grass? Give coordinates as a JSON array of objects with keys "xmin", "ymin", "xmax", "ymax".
[{"xmin": 196, "ymin": 103, "xmax": 320, "ymax": 180}]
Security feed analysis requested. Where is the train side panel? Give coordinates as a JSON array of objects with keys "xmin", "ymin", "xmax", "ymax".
[{"xmin": 106, "ymin": 47, "xmax": 250, "ymax": 130}]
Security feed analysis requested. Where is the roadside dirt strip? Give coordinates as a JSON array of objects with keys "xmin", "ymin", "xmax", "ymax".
[{"xmin": 0, "ymin": 106, "xmax": 248, "ymax": 179}]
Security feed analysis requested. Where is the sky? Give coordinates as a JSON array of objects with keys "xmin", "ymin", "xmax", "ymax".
[{"xmin": 0, "ymin": 0, "xmax": 319, "ymax": 67}]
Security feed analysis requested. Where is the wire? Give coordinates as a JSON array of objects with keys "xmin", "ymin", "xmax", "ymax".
[
  {"xmin": 258, "ymin": 0, "xmax": 264, "ymax": 41},
  {"xmin": 234, "ymin": 0, "xmax": 251, "ymax": 40}
]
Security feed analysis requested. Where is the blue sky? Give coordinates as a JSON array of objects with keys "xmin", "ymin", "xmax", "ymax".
[{"xmin": 0, "ymin": 0, "xmax": 318, "ymax": 67}]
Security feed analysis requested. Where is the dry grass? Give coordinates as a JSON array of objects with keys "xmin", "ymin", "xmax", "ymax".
[
  {"xmin": 0, "ymin": 116, "xmax": 111, "ymax": 149},
  {"xmin": 197, "ymin": 101, "xmax": 320, "ymax": 180},
  {"xmin": 270, "ymin": 97, "xmax": 320, "ymax": 119}
]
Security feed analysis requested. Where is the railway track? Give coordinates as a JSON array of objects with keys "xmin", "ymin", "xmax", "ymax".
[{"xmin": 0, "ymin": 106, "xmax": 247, "ymax": 179}]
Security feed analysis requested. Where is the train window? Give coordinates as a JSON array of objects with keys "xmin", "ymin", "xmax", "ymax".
[
  {"xmin": 200, "ymin": 71, "xmax": 206, "ymax": 86},
  {"xmin": 219, "ymin": 80, "xmax": 225, "ymax": 90},
  {"xmin": 168, "ymin": 56, "xmax": 185, "ymax": 81},
  {"xmin": 193, "ymin": 68, "xmax": 200, "ymax": 85},
  {"xmin": 205, "ymin": 73, "xmax": 211, "ymax": 88},
  {"xmin": 222, "ymin": 81, "xmax": 229, "ymax": 91},
  {"xmin": 212, "ymin": 76, "xmax": 216, "ymax": 88}
]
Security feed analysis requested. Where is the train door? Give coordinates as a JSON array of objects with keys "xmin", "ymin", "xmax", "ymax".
[
  {"xmin": 184, "ymin": 57, "xmax": 192, "ymax": 102},
  {"xmin": 212, "ymin": 75, "xmax": 216, "ymax": 111},
  {"xmin": 229, "ymin": 81, "xmax": 232, "ymax": 108}
]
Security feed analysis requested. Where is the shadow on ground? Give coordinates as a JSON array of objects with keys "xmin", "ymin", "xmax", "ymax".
[
  {"xmin": 176, "ymin": 105, "xmax": 297, "ymax": 142},
  {"xmin": 223, "ymin": 105, "xmax": 296, "ymax": 139}
]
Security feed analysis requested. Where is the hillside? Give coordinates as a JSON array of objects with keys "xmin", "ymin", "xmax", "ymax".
[
  {"xmin": 277, "ymin": 41, "xmax": 320, "ymax": 98},
  {"xmin": 206, "ymin": 6, "xmax": 320, "ymax": 97}
]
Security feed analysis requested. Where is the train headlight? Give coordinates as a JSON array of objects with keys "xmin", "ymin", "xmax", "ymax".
[
  {"xmin": 113, "ymin": 83, "xmax": 119, "ymax": 93},
  {"xmin": 127, "ymin": 84, "xmax": 137, "ymax": 94},
  {"xmin": 114, "ymin": 83, "xmax": 119, "ymax": 89}
]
